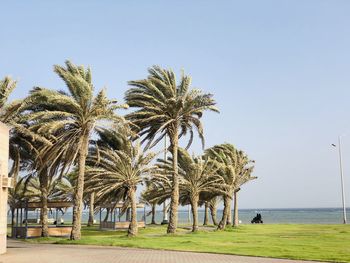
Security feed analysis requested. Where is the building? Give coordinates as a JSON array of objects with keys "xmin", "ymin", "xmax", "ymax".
[{"xmin": 0, "ymin": 123, "xmax": 10, "ymax": 254}]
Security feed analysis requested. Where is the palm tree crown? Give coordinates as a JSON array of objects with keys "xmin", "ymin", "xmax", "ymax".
[
  {"xmin": 205, "ymin": 143, "xmax": 256, "ymax": 229},
  {"xmin": 0, "ymin": 76, "xmax": 16, "ymax": 111},
  {"xmin": 26, "ymin": 61, "xmax": 126, "ymax": 163},
  {"xmin": 125, "ymin": 66, "xmax": 218, "ymax": 149}
]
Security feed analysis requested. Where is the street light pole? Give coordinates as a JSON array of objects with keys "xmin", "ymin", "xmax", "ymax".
[
  {"xmin": 332, "ymin": 136, "xmax": 347, "ymax": 224},
  {"xmin": 337, "ymin": 136, "xmax": 347, "ymax": 224}
]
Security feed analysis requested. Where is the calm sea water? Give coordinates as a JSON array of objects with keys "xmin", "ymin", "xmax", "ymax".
[
  {"xmin": 10, "ymin": 207, "xmax": 350, "ymax": 225},
  {"xmin": 145, "ymin": 208, "xmax": 350, "ymax": 224}
]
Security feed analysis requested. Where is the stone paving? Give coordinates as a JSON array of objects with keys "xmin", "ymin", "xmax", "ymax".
[{"xmin": 0, "ymin": 239, "xmax": 324, "ymax": 263}]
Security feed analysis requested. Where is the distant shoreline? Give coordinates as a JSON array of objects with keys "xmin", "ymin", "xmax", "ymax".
[{"xmin": 176, "ymin": 207, "xmax": 350, "ymax": 212}]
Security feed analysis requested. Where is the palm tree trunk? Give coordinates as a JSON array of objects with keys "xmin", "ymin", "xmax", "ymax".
[
  {"xmin": 126, "ymin": 208, "xmax": 131, "ymax": 221},
  {"xmin": 103, "ymin": 208, "xmax": 110, "ymax": 222},
  {"xmin": 233, "ymin": 190, "xmax": 239, "ymax": 227},
  {"xmin": 162, "ymin": 200, "xmax": 168, "ymax": 223},
  {"xmin": 71, "ymin": 133, "xmax": 89, "ymax": 240},
  {"xmin": 39, "ymin": 170, "xmax": 49, "ymax": 237},
  {"xmin": 11, "ymin": 207, "xmax": 15, "ymax": 238},
  {"xmin": 128, "ymin": 187, "xmax": 138, "ymax": 237},
  {"xmin": 203, "ymin": 202, "xmax": 209, "ymax": 225},
  {"xmin": 218, "ymin": 195, "xmax": 230, "ymax": 230},
  {"xmin": 226, "ymin": 199, "xmax": 232, "ymax": 225},
  {"xmin": 87, "ymin": 192, "xmax": 95, "ymax": 227},
  {"xmin": 167, "ymin": 128, "xmax": 179, "ymax": 234},
  {"xmin": 151, "ymin": 203, "xmax": 156, "ymax": 224},
  {"xmin": 40, "ymin": 188, "xmax": 49, "ymax": 237},
  {"xmin": 191, "ymin": 194, "xmax": 199, "ymax": 232},
  {"xmin": 209, "ymin": 200, "xmax": 218, "ymax": 226}
]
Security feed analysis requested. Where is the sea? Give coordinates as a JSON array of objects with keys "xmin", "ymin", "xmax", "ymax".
[
  {"xmin": 141, "ymin": 208, "xmax": 350, "ymax": 224},
  {"xmin": 10, "ymin": 207, "xmax": 350, "ymax": 225}
]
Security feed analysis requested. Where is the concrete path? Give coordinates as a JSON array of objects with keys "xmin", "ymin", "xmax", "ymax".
[{"xmin": 1, "ymin": 239, "xmax": 324, "ymax": 263}]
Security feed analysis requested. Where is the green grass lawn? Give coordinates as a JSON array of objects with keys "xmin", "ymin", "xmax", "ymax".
[{"xmin": 25, "ymin": 224, "xmax": 350, "ymax": 262}]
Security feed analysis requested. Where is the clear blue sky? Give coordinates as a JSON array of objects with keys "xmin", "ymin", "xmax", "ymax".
[{"xmin": 1, "ymin": 0, "xmax": 350, "ymax": 209}]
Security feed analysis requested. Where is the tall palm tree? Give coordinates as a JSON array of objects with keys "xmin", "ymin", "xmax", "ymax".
[
  {"xmin": 3, "ymin": 77, "xmax": 59, "ymax": 237},
  {"xmin": 125, "ymin": 66, "xmax": 218, "ymax": 233},
  {"xmin": 205, "ymin": 144, "xmax": 255, "ymax": 230},
  {"xmin": 24, "ymin": 60, "xmax": 126, "ymax": 240},
  {"xmin": 85, "ymin": 128, "xmax": 156, "ymax": 236},
  {"xmin": 7, "ymin": 119, "xmax": 57, "ymax": 237}
]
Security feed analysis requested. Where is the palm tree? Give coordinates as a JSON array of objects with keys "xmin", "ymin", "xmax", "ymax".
[
  {"xmin": 176, "ymin": 149, "xmax": 223, "ymax": 232},
  {"xmin": 7, "ymin": 120, "xmax": 57, "ymax": 237},
  {"xmin": 153, "ymin": 148, "xmax": 223, "ymax": 232},
  {"xmin": 125, "ymin": 66, "xmax": 218, "ymax": 233},
  {"xmin": 3, "ymin": 79, "xmax": 60, "ymax": 237},
  {"xmin": 24, "ymin": 60, "xmax": 126, "ymax": 240},
  {"xmin": 205, "ymin": 144, "xmax": 255, "ymax": 230},
  {"xmin": 85, "ymin": 126, "xmax": 134, "ymax": 227},
  {"xmin": 85, "ymin": 128, "xmax": 156, "ymax": 236}
]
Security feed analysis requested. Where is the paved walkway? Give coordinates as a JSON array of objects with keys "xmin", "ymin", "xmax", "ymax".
[{"xmin": 1, "ymin": 239, "xmax": 324, "ymax": 263}]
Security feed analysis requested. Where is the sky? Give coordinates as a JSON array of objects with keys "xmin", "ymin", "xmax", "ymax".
[{"xmin": 1, "ymin": 0, "xmax": 350, "ymax": 209}]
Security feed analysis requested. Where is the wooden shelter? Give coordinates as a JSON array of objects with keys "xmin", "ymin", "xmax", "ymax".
[
  {"xmin": 99, "ymin": 202, "xmax": 146, "ymax": 230},
  {"xmin": 12, "ymin": 201, "xmax": 73, "ymax": 238}
]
